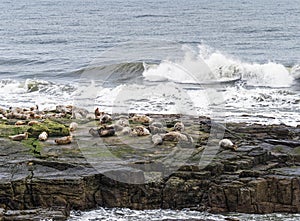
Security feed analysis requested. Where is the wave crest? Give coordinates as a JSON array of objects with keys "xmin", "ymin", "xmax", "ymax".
[{"xmin": 142, "ymin": 45, "xmax": 295, "ymax": 88}]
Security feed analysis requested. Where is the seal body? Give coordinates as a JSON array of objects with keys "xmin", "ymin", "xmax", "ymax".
[
  {"xmin": 9, "ymin": 132, "xmax": 29, "ymax": 141},
  {"xmin": 98, "ymin": 125, "xmax": 115, "ymax": 137},
  {"xmin": 38, "ymin": 131, "xmax": 48, "ymax": 141},
  {"xmin": 55, "ymin": 136, "xmax": 72, "ymax": 145},
  {"xmin": 69, "ymin": 122, "xmax": 78, "ymax": 132},
  {"xmin": 114, "ymin": 118, "xmax": 130, "ymax": 131},
  {"xmin": 131, "ymin": 114, "xmax": 152, "ymax": 124},
  {"xmin": 173, "ymin": 122, "xmax": 185, "ymax": 132},
  {"xmin": 162, "ymin": 131, "xmax": 188, "ymax": 142},
  {"xmin": 219, "ymin": 139, "xmax": 238, "ymax": 151},
  {"xmin": 152, "ymin": 134, "xmax": 163, "ymax": 145},
  {"xmin": 131, "ymin": 126, "xmax": 150, "ymax": 136},
  {"xmin": 99, "ymin": 114, "xmax": 112, "ymax": 124},
  {"xmin": 28, "ymin": 120, "xmax": 39, "ymax": 126},
  {"xmin": 15, "ymin": 120, "xmax": 26, "ymax": 126},
  {"xmin": 119, "ymin": 126, "xmax": 132, "ymax": 135},
  {"xmin": 89, "ymin": 126, "xmax": 115, "ymax": 137}
]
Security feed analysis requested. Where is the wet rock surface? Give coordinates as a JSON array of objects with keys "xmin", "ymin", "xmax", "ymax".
[{"xmin": 0, "ymin": 108, "xmax": 300, "ymax": 220}]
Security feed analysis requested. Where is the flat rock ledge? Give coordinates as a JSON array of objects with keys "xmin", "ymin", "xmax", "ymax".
[{"xmin": 0, "ymin": 115, "xmax": 300, "ymax": 220}]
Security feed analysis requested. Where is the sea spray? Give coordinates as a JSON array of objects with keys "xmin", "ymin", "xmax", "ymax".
[{"xmin": 143, "ymin": 45, "xmax": 294, "ymax": 87}]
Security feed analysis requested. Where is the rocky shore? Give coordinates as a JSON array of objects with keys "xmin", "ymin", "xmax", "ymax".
[{"xmin": 0, "ymin": 106, "xmax": 299, "ymax": 220}]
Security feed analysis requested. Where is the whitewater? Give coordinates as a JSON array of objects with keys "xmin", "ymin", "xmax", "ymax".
[{"xmin": 1, "ymin": 44, "xmax": 299, "ymax": 126}]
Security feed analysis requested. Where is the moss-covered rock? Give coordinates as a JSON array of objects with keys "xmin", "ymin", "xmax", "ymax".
[
  {"xmin": 0, "ymin": 124, "xmax": 30, "ymax": 137},
  {"xmin": 0, "ymin": 119, "xmax": 69, "ymax": 138},
  {"xmin": 22, "ymin": 138, "xmax": 44, "ymax": 157},
  {"xmin": 27, "ymin": 119, "xmax": 69, "ymax": 138}
]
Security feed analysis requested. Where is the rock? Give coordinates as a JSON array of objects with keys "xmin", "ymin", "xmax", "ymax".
[
  {"xmin": 0, "ymin": 112, "xmax": 300, "ymax": 220},
  {"xmin": 27, "ymin": 119, "xmax": 70, "ymax": 138},
  {"xmin": 239, "ymin": 170, "xmax": 262, "ymax": 178},
  {"xmin": 264, "ymin": 139, "xmax": 300, "ymax": 147}
]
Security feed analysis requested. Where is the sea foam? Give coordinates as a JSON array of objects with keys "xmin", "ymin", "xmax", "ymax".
[{"xmin": 143, "ymin": 45, "xmax": 295, "ymax": 88}]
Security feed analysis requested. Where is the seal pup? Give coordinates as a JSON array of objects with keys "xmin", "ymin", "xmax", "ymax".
[
  {"xmin": 173, "ymin": 122, "xmax": 185, "ymax": 132},
  {"xmin": 9, "ymin": 132, "xmax": 29, "ymax": 141},
  {"xmin": 162, "ymin": 131, "xmax": 188, "ymax": 142},
  {"xmin": 131, "ymin": 125, "xmax": 150, "ymax": 136},
  {"xmin": 152, "ymin": 134, "xmax": 163, "ymax": 145},
  {"xmin": 38, "ymin": 131, "xmax": 48, "ymax": 141},
  {"xmin": 55, "ymin": 136, "xmax": 72, "ymax": 145},
  {"xmin": 69, "ymin": 122, "xmax": 78, "ymax": 132},
  {"xmin": 130, "ymin": 114, "xmax": 152, "ymax": 124},
  {"xmin": 219, "ymin": 139, "xmax": 238, "ymax": 151}
]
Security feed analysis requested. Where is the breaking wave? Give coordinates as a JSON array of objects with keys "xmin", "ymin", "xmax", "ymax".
[{"xmin": 143, "ymin": 45, "xmax": 296, "ymax": 88}]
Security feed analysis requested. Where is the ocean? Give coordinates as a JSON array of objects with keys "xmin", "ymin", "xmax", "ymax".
[{"xmin": 1, "ymin": 0, "xmax": 299, "ymax": 220}]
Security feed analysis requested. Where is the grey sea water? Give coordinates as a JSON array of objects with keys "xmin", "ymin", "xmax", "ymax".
[
  {"xmin": 1, "ymin": 0, "xmax": 300, "ymax": 220},
  {"xmin": 0, "ymin": 0, "xmax": 299, "ymax": 78}
]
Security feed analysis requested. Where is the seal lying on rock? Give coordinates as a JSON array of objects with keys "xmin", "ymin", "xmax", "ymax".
[
  {"xmin": 130, "ymin": 114, "xmax": 152, "ymax": 124},
  {"xmin": 94, "ymin": 108, "xmax": 112, "ymax": 124},
  {"xmin": 55, "ymin": 136, "xmax": 72, "ymax": 145},
  {"xmin": 131, "ymin": 125, "xmax": 151, "ymax": 136},
  {"xmin": 219, "ymin": 138, "xmax": 238, "ymax": 151},
  {"xmin": 152, "ymin": 134, "xmax": 163, "ymax": 145},
  {"xmin": 69, "ymin": 122, "xmax": 78, "ymax": 132},
  {"xmin": 15, "ymin": 120, "xmax": 26, "ymax": 126},
  {"xmin": 9, "ymin": 132, "xmax": 29, "ymax": 141},
  {"xmin": 119, "ymin": 126, "xmax": 132, "ymax": 135},
  {"xmin": 114, "ymin": 118, "xmax": 130, "ymax": 131},
  {"xmin": 98, "ymin": 125, "xmax": 115, "ymax": 137},
  {"xmin": 99, "ymin": 114, "xmax": 112, "ymax": 124},
  {"xmin": 38, "ymin": 131, "xmax": 48, "ymax": 141},
  {"xmin": 173, "ymin": 122, "xmax": 185, "ymax": 132},
  {"xmin": 151, "ymin": 121, "xmax": 164, "ymax": 128},
  {"xmin": 149, "ymin": 122, "xmax": 166, "ymax": 134},
  {"xmin": 149, "ymin": 125, "xmax": 166, "ymax": 134},
  {"xmin": 89, "ymin": 125, "xmax": 115, "ymax": 137},
  {"xmin": 162, "ymin": 131, "xmax": 188, "ymax": 142},
  {"xmin": 28, "ymin": 120, "xmax": 39, "ymax": 126}
]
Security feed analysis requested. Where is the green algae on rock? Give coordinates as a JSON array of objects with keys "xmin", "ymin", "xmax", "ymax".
[
  {"xmin": 27, "ymin": 119, "xmax": 69, "ymax": 138},
  {"xmin": 0, "ymin": 124, "xmax": 30, "ymax": 137},
  {"xmin": 22, "ymin": 138, "xmax": 44, "ymax": 157}
]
